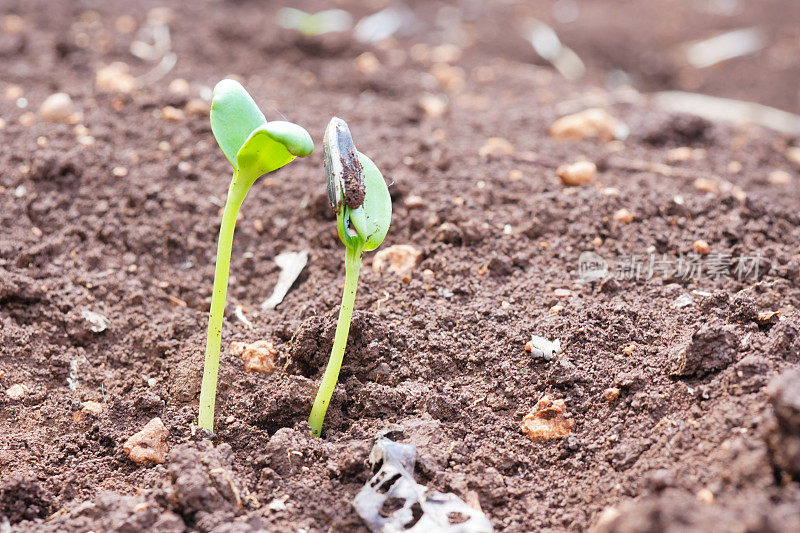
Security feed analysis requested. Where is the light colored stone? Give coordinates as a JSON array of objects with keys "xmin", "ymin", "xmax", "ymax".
[
  {"xmin": 372, "ymin": 245, "xmax": 423, "ymax": 277},
  {"xmin": 39, "ymin": 93, "xmax": 77, "ymax": 123},
  {"xmin": 521, "ymin": 395, "xmax": 574, "ymax": 441},
  {"xmin": 168, "ymin": 78, "xmax": 190, "ymax": 95},
  {"xmin": 549, "ymin": 108, "xmax": 621, "ymax": 142},
  {"xmin": 161, "ymin": 106, "xmax": 184, "ymax": 122},
  {"xmin": 693, "ymin": 239, "xmax": 710, "ymax": 255},
  {"xmin": 557, "ymin": 161, "xmax": 597, "ymax": 186},
  {"xmin": 693, "ymin": 177, "xmax": 719, "ymax": 194},
  {"xmin": 785, "ymin": 147, "xmax": 800, "ymax": 166},
  {"xmin": 613, "ymin": 208, "xmax": 634, "ymax": 224},
  {"xmin": 184, "ymin": 99, "xmax": 209, "ymax": 117},
  {"xmin": 768, "ymin": 170, "xmax": 792, "ymax": 185},
  {"xmin": 603, "ymin": 387, "xmax": 620, "ymax": 402},
  {"xmin": 478, "ymin": 137, "xmax": 514, "ymax": 160},
  {"xmin": 96, "ymin": 63, "xmax": 136, "ymax": 93},
  {"xmin": 6, "ymin": 383, "xmax": 27, "ymax": 399},
  {"xmin": 73, "ymin": 401, "xmax": 104, "ymax": 422},
  {"xmin": 229, "ymin": 340, "xmax": 277, "ymax": 374},
  {"xmin": 123, "ymin": 417, "xmax": 168, "ymax": 465},
  {"xmin": 418, "ymin": 93, "xmax": 447, "ymax": 119},
  {"xmin": 355, "ymin": 52, "xmax": 380, "ymax": 75}
]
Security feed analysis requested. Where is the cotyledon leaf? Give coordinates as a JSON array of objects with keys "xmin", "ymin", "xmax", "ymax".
[
  {"xmin": 236, "ymin": 121, "xmax": 314, "ymax": 179},
  {"xmin": 348, "ymin": 152, "xmax": 391, "ymax": 251},
  {"xmin": 210, "ymin": 79, "xmax": 267, "ymax": 169}
]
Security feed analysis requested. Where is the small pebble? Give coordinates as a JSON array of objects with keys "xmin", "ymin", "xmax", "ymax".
[
  {"xmin": 96, "ymin": 63, "xmax": 136, "ymax": 93},
  {"xmin": 549, "ymin": 108, "xmax": 622, "ymax": 142},
  {"xmin": 39, "ymin": 93, "xmax": 77, "ymax": 123},
  {"xmin": 557, "ymin": 160, "xmax": 596, "ymax": 186},
  {"xmin": 693, "ymin": 177, "xmax": 719, "ymax": 194},
  {"xmin": 696, "ymin": 488, "xmax": 715, "ymax": 505},
  {"xmin": 4, "ymin": 85, "xmax": 23, "ymax": 100},
  {"xmin": 603, "ymin": 387, "xmax": 620, "ymax": 402},
  {"xmin": 613, "ymin": 208, "xmax": 634, "ymax": 224},
  {"xmin": 693, "ymin": 240, "xmax": 710, "ymax": 255},
  {"xmin": 479, "ymin": 137, "xmax": 514, "ymax": 160},
  {"xmin": 6, "ymin": 383, "xmax": 27, "ymax": 399},
  {"xmin": 372, "ymin": 245, "xmax": 423, "ymax": 276},
  {"xmin": 508, "ymin": 169, "xmax": 523, "ymax": 181},
  {"xmin": 18, "ymin": 112, "xmax": 35, "ymax": 127},
  {"xmin": 168, "ymin": 78, "xmax": 190, "ymax": 95},
  {"xmin": 112, "ymin": 166, "xmax": 128, "ymax": 178},
  {"xmin": 767, "ymin": 170, "xmax": 792, "ymax": 185},
  {"xmin": 784, "ymin": 146, "xmax": 800, "ymax": 166},
  {"xmin": 229, "ymin": 340, "xmax": 277, "ymax": 374},
  {"xmin": 623, "ymin": 343, "xmax": 636, "ymax": 356},
  {"xmin": 123, "ymin": 417, "xmax": 168, "ymax": 465},
  {"xmin": 417, "ymin": 93, "xmax": 447, "ymax": 119},
  {"xmin": 355, "ymin": 52, "xmax": 380, "ymax": 75},
  {"xmin": 184, "ymin": 99, "xmax": 209, "ymax": 117},
  {"xmin": 161, "ymin": 106, "xmax": 185, "ymax": 121},
  {"xmin": 554, "ymin": 288, "xmax": 572, "ymax": 298}
]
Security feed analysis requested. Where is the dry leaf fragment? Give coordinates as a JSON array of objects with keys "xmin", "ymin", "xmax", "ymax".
[{"xmin": 521, "ymin": 395, "xmax": 575, "ymax": 441}]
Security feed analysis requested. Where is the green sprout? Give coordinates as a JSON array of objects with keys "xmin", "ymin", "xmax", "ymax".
[
  {"xmin": 308, "ymin": 117, "xmax": 392, "ymax": 438},
  {"xmin": 198, "ymin": 79, "xmax": 313, "ymax": 432}
]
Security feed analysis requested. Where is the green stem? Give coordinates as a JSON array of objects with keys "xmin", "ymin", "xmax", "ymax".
[
  {"xmin": 198, "ymin": 175, "xmax": 247, "ymax": 432},
  {"xmin": 308, "ymin": 242, "xmax": 364, "ymax": 437}
]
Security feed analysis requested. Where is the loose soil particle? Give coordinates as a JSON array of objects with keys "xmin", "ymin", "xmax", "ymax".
[{"xmin": 1, "ymin": 1, "xmax": 800, "ymax": 532}]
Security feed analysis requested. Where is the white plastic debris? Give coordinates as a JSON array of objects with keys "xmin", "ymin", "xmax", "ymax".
[
  {"xmin": 528, "ymin": 335, "xmax": 562, "ymax": 361},
  {"xmin": 81, "ymin": 309, "xmax": 110, "ymax": 333},
  {"xmin": 354, "ymin": 428, "xmax": 493, "ymax": 532},
  {"xmin": 261, "ymin": 251, "xmax": 308, "ymax": 310}
]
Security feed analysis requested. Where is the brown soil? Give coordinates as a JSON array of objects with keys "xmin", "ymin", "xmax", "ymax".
[{"xmin": 2, "ymin": 1, "xmax": 800, "ymax": 532}]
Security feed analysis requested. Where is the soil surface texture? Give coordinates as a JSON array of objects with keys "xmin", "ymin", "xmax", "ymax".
[{"xmin": 2, "ymin": 1, "xmax": 800, "ymax": 532}]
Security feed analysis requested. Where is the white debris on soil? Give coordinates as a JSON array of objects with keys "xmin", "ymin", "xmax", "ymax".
[
  {"xmin": 67, "ymin": 354, "xmax": 89, "ymax": 390},
  {"xmin": 526, "ymin": 335, "xmax": 563, "ymax": 361},
  {"xmin": 81, "ymin": 309, "xmax": 110, "ymax": 333},
  {"xmin": 5, "ymin": 383, "xmax": 27, "ymax": 400},
  {"xmin": 262, "ymin": 251, "xmax": 308, "ymax": 310},
  {"xmin": 652, "ymin": 91, "xmax": 800, "ymax": 136},
  {"xmin": 672, "ymin": 294, "xmax": 694, "ymax": 309},
  {"xmin": 123, "ymin": 417, "xmax": 169, "ymax": 465},
  {"xmin": 354, "ymin": 427, "xmax": 493, "ymax": 532},
  {"xmin": 234, "ymin": 305, "xmax": 253, "ymax": 329}
]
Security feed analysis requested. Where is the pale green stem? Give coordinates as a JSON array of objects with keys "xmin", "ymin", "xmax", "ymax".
[
  {"xmin": 308, "ymin": 241, "xmax": 364, "ymax": 437},
  {"xmin": 198, "ymin": 175, "xmax": 248, "ymax": 431}
]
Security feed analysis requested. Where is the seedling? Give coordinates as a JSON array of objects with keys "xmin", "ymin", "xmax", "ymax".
[
  {"xmin": 308, "ymin": 117, "xmax": 391, "ymax": 437},
  {"xmin": 198, "ymin": 79, "xmax": 313, "ymax": 432}
]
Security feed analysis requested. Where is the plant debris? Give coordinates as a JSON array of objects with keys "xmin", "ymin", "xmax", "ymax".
[
  {"xmin": 261, "ymin": 251, "xmax": 309, "ymax": 311},
  {"xmin": 353, "ymin": 428, "xmax": 493, "ymax": 532},
  {"xmin": 525, "ymin": 335, "xmax": 562, "ymax": 361}
]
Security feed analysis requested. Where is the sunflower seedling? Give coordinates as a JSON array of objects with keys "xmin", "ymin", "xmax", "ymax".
[
  {"xmin": 308, "ymin": 117, "xmax": 392, "ymax": 437},
  {"xmin": 198, "ymin": 79, "xmax": 313, "ymax": 432}
]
